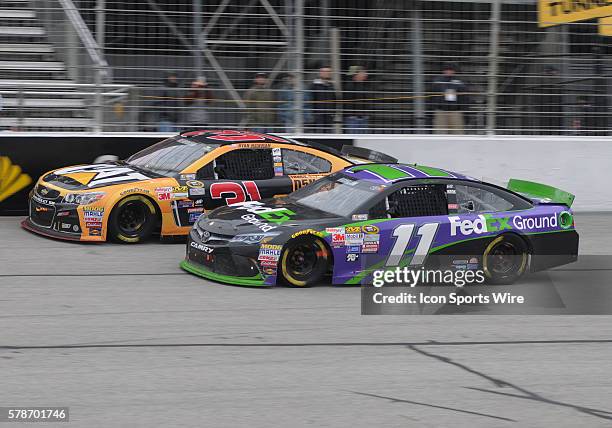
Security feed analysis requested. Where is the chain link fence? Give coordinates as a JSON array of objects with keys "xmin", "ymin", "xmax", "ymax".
[{"xmin": 0, "ymin": 0, "xmax": 610, "ymax": 134}]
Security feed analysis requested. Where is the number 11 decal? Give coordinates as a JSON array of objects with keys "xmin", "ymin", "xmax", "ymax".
[{"xmin": 386, "ymin": 223, "xmax": 439, "ymax": 266}]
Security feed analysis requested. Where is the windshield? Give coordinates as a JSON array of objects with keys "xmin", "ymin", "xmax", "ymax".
[
  {"xmin": 288, "ymin": 173, "xmax": 382, "ymax": 217},
  {"xmin": 126, "ymin": 136, "xmax": 219, "ymax": 176}
]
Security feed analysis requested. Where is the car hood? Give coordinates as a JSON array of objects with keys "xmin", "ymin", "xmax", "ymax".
[
  {"xmin": 42, "ymin": 163, "xmax": 160, "ymax": 191},
  {"xmin": 200, "ymin": 198, "xmax": 345, "ymax": 236}
]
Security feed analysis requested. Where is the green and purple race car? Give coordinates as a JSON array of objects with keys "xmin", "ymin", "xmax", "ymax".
[{"xmin": 180, "ymin": 163, "xmax": 578, "ymax": 287}]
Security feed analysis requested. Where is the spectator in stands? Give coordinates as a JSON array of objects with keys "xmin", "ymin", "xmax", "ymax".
[
  {"xmin": 432, "ymin": 64, "xmax": 467, "ymax": 134},
  {"xmin": 343, "ymin": 65, "xmax": 370, "ymax": 133},
  {"xmin": 308, "ymin": 66, "xmax": 337, "ymax": 133},
  {"xmin": 157, "ymin": 71, "xmax": 180, "ymax": 132},
  {"xmin": 244, "ymin": 72, "xmax": 275, "ymax": 133},
  {"xmin": 183, "ymin": 77, "xmax": 213, "ymax": 128},
  {"xmin": 571, "ymin": 96, "xmax": 595, "ymax": 135},
  {"xmin": 277, "ymin": 73, "xmax": 296, "ymax": 133}
]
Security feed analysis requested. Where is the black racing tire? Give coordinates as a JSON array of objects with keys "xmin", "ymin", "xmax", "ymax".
[
  {"xmin": 107, "ymin": 195, "xmax": 158, "ymax": 243},
  {"xmin": 279, "ymin": 236, "xmax": 331, "ymax": 287},
  {"xmin": 482, "ymin": 233, "xmax": 529, "ymax": 285}
]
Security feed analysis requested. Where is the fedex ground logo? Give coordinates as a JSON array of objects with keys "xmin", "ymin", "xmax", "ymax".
[{"xmin": 449, "ymin": 213, "xmax": 566, "ymax": 236}]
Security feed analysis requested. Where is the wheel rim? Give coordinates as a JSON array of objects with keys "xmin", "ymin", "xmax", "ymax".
[
  {"xmin": 286, "ymin": 243, "xmax": 318, "ymax": 279},
  {"xmin": 489, "ymin": 242, "xmax": 519, "ymax": 274},
  {"xmin": 118, "ymin": 201, "xmax": 147, "ymax": 235}
]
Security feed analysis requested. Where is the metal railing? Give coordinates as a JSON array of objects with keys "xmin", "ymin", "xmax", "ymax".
[{"xmin": 0, "ymin": 0, "xmax": 609, "ymax": 134}]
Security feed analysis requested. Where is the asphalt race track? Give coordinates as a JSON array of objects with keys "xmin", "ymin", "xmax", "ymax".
[{"xmin": 1, "ymin": 213, "xmax": 612, "ymax": 427}]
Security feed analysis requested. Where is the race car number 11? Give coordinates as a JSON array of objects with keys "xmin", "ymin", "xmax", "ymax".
[{"xmin": 386, "ymin": 223, "xmax": 439, "ymax": 267}]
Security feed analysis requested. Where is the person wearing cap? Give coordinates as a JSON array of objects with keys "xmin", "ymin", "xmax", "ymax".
[
  {"xmin": 183, "ymin": 77, "xmax": 214, "ymax": 127},
  {"xmin": 156, "ymin": 71, "xmax": 180, "ymax": 132},
  {"xmin": 432, "ymin": 64, "xmax": 468, "ymax": 134},
  {"xmin": 244, "ymin": 72, "xmax": 276, "ymax": 133},
  {"xmin": 343, "ymin": 65, "xmax": 370, "ymax": 134},
  {"xmin": 308, "ymin": 66, "xmax": 337, "ymax": 133}
]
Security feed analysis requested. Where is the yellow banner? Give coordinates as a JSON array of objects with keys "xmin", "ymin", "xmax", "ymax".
[
  {"xmin": 539, "ymin": 0, "xmax": 612, "ymax": 27},
  {"xmin": 600, "ymin": 15, "xmax": 612, "ymax": 34}
]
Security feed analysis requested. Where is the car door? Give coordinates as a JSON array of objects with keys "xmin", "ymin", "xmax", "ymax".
[
  {"xmin": 356, "ymin": 182, "xmax": 451, "ymax": 283},
  {"xmin": 172, "ymin": 147, "xmax": 292, "ymax": 227}
]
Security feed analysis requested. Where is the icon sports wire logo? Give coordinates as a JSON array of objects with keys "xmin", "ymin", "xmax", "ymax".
[{"xmin": 0, "ymin": 157, "xmax": 32, "ymax": 203}]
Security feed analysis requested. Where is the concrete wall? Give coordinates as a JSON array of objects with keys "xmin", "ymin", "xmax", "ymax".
[{"xmin": 353, "ymin": 135, "xmax": 611, "ymax": 212}]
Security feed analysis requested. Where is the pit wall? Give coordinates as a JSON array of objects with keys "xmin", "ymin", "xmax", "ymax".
[{"xmin": 354, "ymin": 135, "xmax": 610, "ymax": 212}]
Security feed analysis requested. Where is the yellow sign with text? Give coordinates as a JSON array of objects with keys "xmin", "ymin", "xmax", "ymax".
[
  {"xmin": 600, "ymin": 15, "xmax": 612, "ymax": 34},
  {"xmin": 539, "ymin": 0, "xmax": 612, "ymax": 27}
]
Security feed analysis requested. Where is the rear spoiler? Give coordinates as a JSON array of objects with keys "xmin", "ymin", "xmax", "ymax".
[
  {"xmin": 341, "ymin": 145, "xmax": 398, "ymax": 163},
  {"xmin": 507, "ymin": 179, "xmax": 575, "ymax": 207}
]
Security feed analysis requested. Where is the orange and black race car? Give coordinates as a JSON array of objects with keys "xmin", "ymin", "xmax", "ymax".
[{"xmin": 22, "ymin": 130, "xmax": 395, "ymax": 243}]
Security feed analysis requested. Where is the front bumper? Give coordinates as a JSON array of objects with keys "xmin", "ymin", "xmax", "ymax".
[
  {"xmin": 180, "ymin": 229, "xmax": 270, "ymax": 287},
  {"xmin": 23, "ymin": 194, "xmax": 104, "ymax": 242}
]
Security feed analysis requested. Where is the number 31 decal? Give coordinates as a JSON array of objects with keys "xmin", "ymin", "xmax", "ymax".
[{"xmin": 386, "ymin": 223, "xmax": 439, "ymax": 266}]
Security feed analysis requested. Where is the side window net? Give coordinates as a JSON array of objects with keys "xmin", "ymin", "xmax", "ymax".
[
  {"xmin": 215, "ymin": 149, "xmax": 273, "ymax": 180},
  {"xmin": 388, "ymin": 185, "xmax": 448, "ymax": 218}
]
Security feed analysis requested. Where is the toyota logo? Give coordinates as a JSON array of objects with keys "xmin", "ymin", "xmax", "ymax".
[{"xmin": 201, "ymin": 230, "xmax": 211, "ymax": 242}]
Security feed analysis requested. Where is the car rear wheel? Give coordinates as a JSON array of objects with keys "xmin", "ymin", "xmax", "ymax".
[
  {"xmin": 108, "ymin": 195, "xmax": 158, "ymax": 243},
  {"xmin": 482, "ymin": 234, "xmax": 528, "ymax": 284},
  {"xmin": 280, "ymin": 237, "xmax": 330, "ymax": 287}
]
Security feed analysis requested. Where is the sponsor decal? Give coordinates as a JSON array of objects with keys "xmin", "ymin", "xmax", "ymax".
[
  {"xmin": 273, "ymin": 155, "xmax": 282, "ymax": 163},
  {"xmin": 361, "ymin": 224, "xmax": 379, "ymax": 234},
  {"xmin": 361, "ymin": 242, "xmax": 379, "ymax": 253},
  {"xmin": 345, "ymin": 226, "xmax": 361, "ymax": 234},
  {"xmin": 35, "ymin": 206, "xmax": 50, "ymax": 213},
  {"xmin": 190, "ymin": 241, "xmax": 213, "ymax": 253},
  {"xmin": 120, "ymin": 188, "xmax": 149, "ymax": 196},
  {"xmin": 157, "ymin": 192, "xmax": 172, "ymax": 201},
  {"xmin": 291, "ymin": 229, "xmax": 324, "ymax": 239},
  {"xmin": 0, "ymin": 157, "xmax": 31, "ymax": 200},
  {"xmin": 346, "ymin": 253, "xmax": 359, "ymax": 262},
  {"xmin": 346, "ymin": 245, "xmax": 361, "ymax": 253},
  {"xmin": 85, "ymin": 221, "xmax": 102, "ymax": 227},
  {"xmin": 449, "ymin": 213, "xmax": 562, "ymax": 237},
  {"xmin": 272, "ymin": 147, "xmax": 281, "ymax": 156},
  {"xmin": 189, "ymin": 187, "xmax": 206, "ymax": 196},
  {"xmin": 194, "ymin": 199, "xmax": 204, "ymax": 206},
  {"xmin": 448, "ymin": 203, "xmax": 459, "ymax": 210},
  {"xmin": 187, "ymin": 207, "xmax": 204, "ymax": 213},
  {"xmin": 89, "ymin": 227, "xmax": 101, "ymax": 236},
  {"xmin": 262, "ymin": 267, "xmax": 277, "ymax": 275},
  {"xmin": 180, "ymin": 174, "xmax": 196, "ymax": 180},
  {"xmin": 32, "ymin": 194, "xmax": 55, "ymax": 205},
  {"xmin": 189, "ymin": 213, "xmax": 202, "ymax": 223},
  {"xmin": 289, "ymin": 174, "xmax": 319, "ymax": 191},
  {"xmin": 345, "ymin": 233, "xmax": 364, "ymax": 246},
  {"xmin": 178, "ymin": 200, "xmax": 194, "ymax": 208},
  {"xmin": 232, "ymin": 201, "xmax": 296, "ymax": 225},
  {"xmin": 274, "ymin": 162, "xmax": 283, "ymax": 168},
  {"xmin": 274, "ymin": 166, "xmax": 284, "ymax": 176},
  {"xmin": 186, "ymin": 180, "xmax": 204, "ymax": 188},
  {"xmin": 61, "ymin": 223, "xmax": 72, "ymax": 229},
  {"xmin": 258, "ymin": 244, "xmax": 282, "ymax": 263},
  {"xmin": 326, "ymin": 227, "xmax": 346, "ymax": 247},
  {"xmin": 241, "ymin": 214, "xmax": 277, "ymax": 232},
  {"xmin": 352, "ymin": 214, "xmax": 368, "ymax": 221},
  {"xmin": 363, "ymin": 234, "xmax": 379, "ymax": 243},
  {"xmin": 54, "ymin": 164, "xmax": 149, "ymax": 188},
  {"xmin": 56, "ymin": 211, "xmax": 69, "ymax": 217}
]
